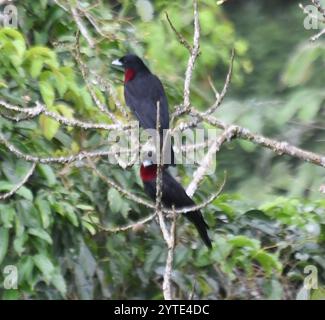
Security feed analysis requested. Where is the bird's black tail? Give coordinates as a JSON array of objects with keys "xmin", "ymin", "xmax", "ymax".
[{"xmin": 184, "ymin": 211, "xmax": 212, "ymax": 249}]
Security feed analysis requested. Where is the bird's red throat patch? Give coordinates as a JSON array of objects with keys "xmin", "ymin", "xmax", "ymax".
[
  {"xmin": 140, "ymin": 164, "xmax": 157, "ymax": 182},
  {"xmin": 124, "ymin": 68, "xmax": 136, "ymax": 82}
]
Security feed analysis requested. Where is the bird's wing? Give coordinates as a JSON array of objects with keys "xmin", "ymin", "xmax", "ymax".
[
  {"xmin": 125, "ymin": 74, "xmax": 169, "ymax": 130},
  {"xmin": 161, "ymin": 170, "xmax": 195, "ymax": 207}
]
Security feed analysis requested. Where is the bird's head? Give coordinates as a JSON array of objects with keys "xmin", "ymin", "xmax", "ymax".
[
  {"xmin": 140, "ymin": 159, "xmax": 157, "ymax": 182},
  {"xmin": 112, "ymin": 54, "xmax": 150, "ymax": 82}
]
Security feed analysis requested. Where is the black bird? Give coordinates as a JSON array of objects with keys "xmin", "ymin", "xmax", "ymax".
[
  {"xmin": 140, "ymin": 160, "xmax": 212, "ymax": 248},
  {"xmin": 112, "ymin": 54, "xmax": 174, "ymax": 166}
]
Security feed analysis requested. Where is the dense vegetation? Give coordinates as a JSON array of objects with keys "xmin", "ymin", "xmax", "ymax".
[{"xmin": 0, "ymin": 0, "xmax": 324, "ymax": 299}]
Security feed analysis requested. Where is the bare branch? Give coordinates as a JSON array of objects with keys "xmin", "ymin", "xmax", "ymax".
[
  {"xmin": 203, "ymin": 48, "xmax": 235, "ymax": 116},
  {"xmin": 0, "ymin": 100, "xmax": 44, "ymax": 119},
  {"xmin": 0, "ymin": 133, "xmax": 115, "ymax": 164},
  {"xmin": 53, "ymin": 0, "xmax": 68, "ymax": 11},
  {"xmin": 163, "ymin": 207, "xmax": 177, "ymax": 300},
  {"xmin": 165, "ymin": 12, "xmax": 192, "ymax": 53},
  {"xmin": 186, "ymin": 127, "xmax": 234, "ymax": 197},
  {"xmin": 155, "ymin": 101, "xmax": 171, "ymax": 244},
  {"xmin": 71, "ymin": 4, "xmax": 95, "ymax": 48},
  {"xmin": 0, "ymin": 100, "xmax": 131, "ymax": 131},
  {"xmin": 96, "ymin": 213, "xmax": 156, "ymax": 233},
  {"xmin": 0, "ymin": 162, "xmax": 36, "ymax": 200},
  {"xmin": 182, "ymin": 0, "xmax": 200, "ymax": 113},
  {"xmin": 190, "ymin": 109, "xmax": 325, "ymax": 168},
  {"xmin": 310, "ymin": 27, "xmax": 325, "ymax": 41},
  {"xmin": 74, "ymin": 31, "xmax": 119, "ymax": 122}
]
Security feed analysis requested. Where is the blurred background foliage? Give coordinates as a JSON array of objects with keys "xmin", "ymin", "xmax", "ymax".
[{"xmin": 0, "ymin": 0, "xmax": 324, "ymax": 299}]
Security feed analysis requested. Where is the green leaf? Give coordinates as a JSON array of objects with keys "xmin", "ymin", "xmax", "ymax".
[
  {"xmin": 51, "ymin": 272, "xmax": 67, "ymax": 296},
  {"xmin": 76, "ymin": 204, "xmax": 95, "ymax": 211},
  {"xmin": 13, "ymin": 233, "xmax": 28, "ymax": 256},
  {"xmin": 39, "ymin": 114, "xmax": 60, "ymax": 140},
  {"xmin": 37, "ymin": 164, "xmax": 57, "ymax": 186},
  {"xmin": 24, "ymin": 46, "xmax": 59, "ymax": 69},
  {"xmin": 82, "ymin": 221, "xmax": 96, "ymax": 235},
  {"xmin": 28, "ymin": 228, "xmax": 53, "ymax": 244},
  {"xmin": 0, "ymin": 80, "xmax": 8, "ymax": 88},
  {"xmin": 0, "ymin": 204, "xmax": 15, "ymax": 228},
  {"xmin": 0, "ymin": 28, "xmax": 26, "ymax": 65},
  {"xmin": 39, "ymin": 80, "xmax": 55, "ymax": 107},
  {"xmin": 282, "ymin": 43, "xmax": 323, "ymax": 87},
  {"xmin": 53, "ymin": 202, "xmax": 79, "ymax": 227},
  {"xmin": 252, "ymin": 250, "xmax": 282, "ymax": 274},
  {"xmin": 53, "ymin": 72, "xmax": 68, "ymax": 97},
  {"xmin": 17, "ymin": 186, "xmax": 33, "ymax": 201},
  {"xmin": 228, "ymin": 235, "xmax": 260, "ymax": 250},
  {"xmin": 107, "ymin": 188, "xmax": 123, "ymax": 214},
  {"xmin": 30, "ymin": 59, "xmax": 44, "ymax": 78},
  {"xmin": 2, "ymin": 290, "xmax": 20, "ymax": 300},
  {"xmin": 18, "ymin": 256, "xmax": 34, "ymax": 285},
  {"xmin": 33, "ymin": 254, "xmax": 55, "ymax": 282},
  {"xmin": 35, "ymin": 198, "xmax": 51, "ymax": 228},
  {"xmin": 311, "ymin": 287, "xmax": 325, "ymax": 300},
  {"xmin": 55, "ymin": 103, "xmax": 74, "ymax": 119},
  {"xmin": 0, "ymin": 227, "xmax": 9, "ymax": 265}
]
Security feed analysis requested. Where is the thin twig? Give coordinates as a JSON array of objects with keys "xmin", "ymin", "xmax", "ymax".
[
  {"xmin": 186, "ymin": 127, "xmax": 234, "ymax": 197},
  {"xmin": 87, "ymin": 158, "xmax": 155, "ymax": 210},
  {"xmin": 71, "ymin": 4, "xmax": 95, "ymax": 48},
  {"xmin": 182, "ymin": 0, "xmax": 200, "ymax": 113},
  {"xmin": 74, "ymin": 31, "xmax": 118, "ymax": 122},
  {"xmin": 311, "ymin": 27, "xmax": 325, "ymax": 41},
  {"xmin": 203, "ymin": 48, "xmax": 235, "ymax": 116},
  {"xmin": 165, "ymin": 12, "xmax": 192, "ymax": 53},
  {"xmin": 0, "ymin": 162, "xmax": 36, "ymax": 200},
  {"xmin": 96, "ymin": 213, "xmax": 156, "ymax": 233}
]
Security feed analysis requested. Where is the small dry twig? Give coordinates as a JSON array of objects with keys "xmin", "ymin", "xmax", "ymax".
[{"xmin": 0, "ymin": 162, "xmax": 36, "ymax": 200}]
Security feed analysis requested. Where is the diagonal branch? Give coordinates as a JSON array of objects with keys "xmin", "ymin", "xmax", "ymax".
[
  {"xmin": 0, "ymin": 162, "xmax": 36, "ymax": 200},
  {"xmin": 71, "ymin": 4, "xmax": 95, "ymax": 48},
  {"xmin": 74, "ymin": 31, "xmax": 119, "ymax": 122},
  {"xmin": 203, "ymin": 48, "xmax": 235, "ymax": 116},
  {"xmin": 165, "ymin": 12, "xmax": 192, "ymax": 53},
  {"xmin": 186, "ymin": 127, "xmax": 234, "ymax": 197},
  {"xmin": 189, "ymin": 109, "xmax": 325, "ymax": 169}
]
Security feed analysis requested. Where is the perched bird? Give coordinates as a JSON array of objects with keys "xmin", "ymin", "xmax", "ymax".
[
  {"xmin": 140, "ymin": 160, "xmax": 212, "ymax": 248},
  {"xmin": 112, "ymin": 54, "xmax": 174, "ymax": 166}
]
